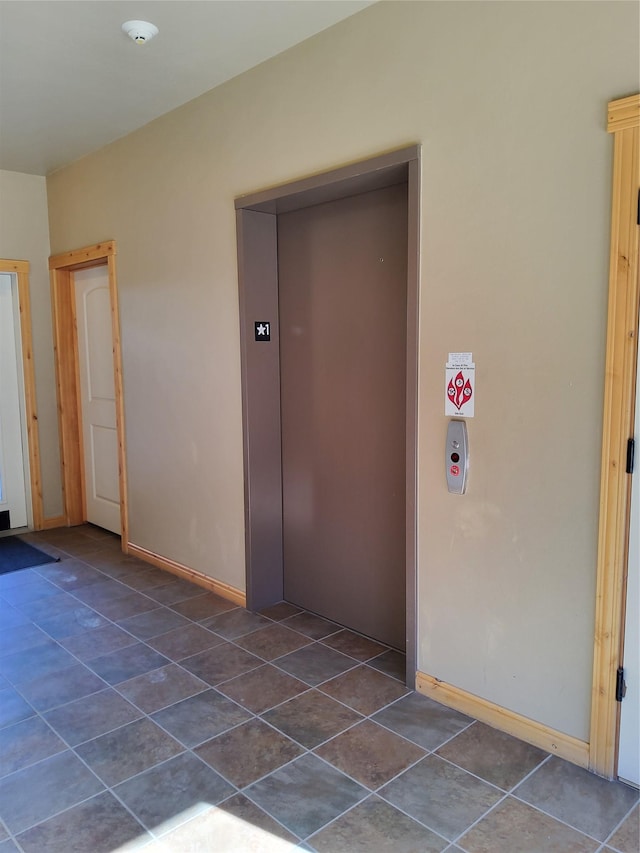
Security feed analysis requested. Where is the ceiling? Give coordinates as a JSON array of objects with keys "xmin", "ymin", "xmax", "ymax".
[{"xmin": 0, "ymin": 0, "xmax": 374, "ymax": 177}]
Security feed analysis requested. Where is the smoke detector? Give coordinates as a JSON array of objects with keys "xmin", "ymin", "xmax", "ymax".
[{"xmin": 122, "ymin": 20, "xmax": 159, "ymax": 44}]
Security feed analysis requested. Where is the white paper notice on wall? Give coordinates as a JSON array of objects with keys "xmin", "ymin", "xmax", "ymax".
[{"xmin": 445, "ymin": 352, "xmax": 475, "ymax": 417}]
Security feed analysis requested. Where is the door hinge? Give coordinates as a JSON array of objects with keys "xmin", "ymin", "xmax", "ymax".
[
  {"xmin": 626, "ymin": 438, "xmax": 635, "ymax": 474},
  {"xmin": 637, "ymin": 188, "xmax": 640, "ymax": 226},
  {"xmin": 616, "ymin": 667, "xmax": 626, "ymax": 702}
]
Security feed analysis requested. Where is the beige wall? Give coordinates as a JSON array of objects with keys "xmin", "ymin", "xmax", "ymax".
[
  {"xmin": 46, "ymin": 1, "xmax": 639, "ymax": 740},
  {"xmin": 0, "ymin": 170, "xmax": 62, "ymax": 519}
]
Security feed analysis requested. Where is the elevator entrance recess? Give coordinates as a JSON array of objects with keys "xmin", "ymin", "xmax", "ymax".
[{"xmin": 236, "ymin": 147, "xmax": 420, "ymax": 674}]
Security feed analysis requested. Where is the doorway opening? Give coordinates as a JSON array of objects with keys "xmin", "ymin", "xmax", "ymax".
[
  {"xmin": 49, "ymin": 241, "xmax": 128, "ymax": 548},
  {"xmin": 236, "ymin": 147, "xmax": 420, "ymax": 682},
  {"xmin": 0, "ymin": 259, "xmax": 42, "ymax": 532}
]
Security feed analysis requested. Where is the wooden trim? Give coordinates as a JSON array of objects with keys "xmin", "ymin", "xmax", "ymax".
[
  {"xmin": 50, "ymin": 267, "xmax": 84, "ymax": 525},
  {"xmin": 15, "ymin": 266, "xmax": 43, "ymax": 529},
  {"xmin": 0, "ymin": 259, "xmax": 44, "ymax": 529},
  {"xmin": 607, "ymin": 94, "xmax": 640, "ymax": 133},
  {"xmin": 40, "ymin": 515, "xmax": 66, "ymax": 530},
  {"xmin": 591, "ymin": 96, "xmax": 640, "ymax": 778},
  {"xmin": 106, "ymin": 254, "xmax": 128, "ymax": 549},
  {"xmin": 49, "ymin": 242, "xmax": 128, "ymax": 551},
  {"xmin": 416, "ymin": 672, "xmax": 590, "ymax": 769},
  {"xmin": 0, "ymin": 259, "xmax": 29, "ymax": 274},
  {"xmin": 49, "ymin": 241, "xmax": 116, "ymax": 271},
  {"xmin": 127, "ymin": 543, "xmax": 246, "ymax": 607}
]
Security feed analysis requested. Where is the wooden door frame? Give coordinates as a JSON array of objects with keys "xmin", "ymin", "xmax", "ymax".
[
  {"xmin": 235, "ymin": 146, "xmax": 420, "ymax": 684},
  {"xmin": 0, "ymin": 258, "xmax": 43, "ymax": 529},
  {"xmin": 590, "ymin": 94, "xmax": 640, "ymax": 778},
  {"xmin": 49, "ymin": 241, "xmax": 129, "ymax": 549}
]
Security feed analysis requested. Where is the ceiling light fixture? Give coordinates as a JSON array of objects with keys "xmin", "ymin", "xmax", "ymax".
[{"xmin": 122, "ymin": 20, "xmax": 159, "ymax": 45}]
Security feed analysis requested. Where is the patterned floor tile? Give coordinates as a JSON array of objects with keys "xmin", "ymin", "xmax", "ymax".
[
  {"xmin": 153, "ymin": 794, "xmax": 298, "ymax": 851},
  {"xmin": 514, "ymin": 757, "xmax": 639, "ymax": 841},
  {"xmin": 262, "ymin": 689, "xmax": 362, "ymax": 748},
  {"xmin": 309, "ymin": 795, "xmax": 447, "ymax": 852},
  {"xmin": 58, "ymin": 622, "xmax": 137, "ymax": 660},
  {"xmin": 117, "ymin": 663, "xmax": 208, "ymax": 713},
  {"xmin": 196, "ymin": 717, "xmax": 303, "ymax": 787},
  {"xmin": 0, "ymin": 641, "xmax": 76, "ymax": 686},
  {"xmin": 170, "ymin": 592, "xmax": 236, "ymax": 621},
  {"xmin": 145, "ymin": 578, "xmax": 213, "ymax": 605},
  {"xmin": 18, "ymin": 662, "xmax": 106, "ymax": 712},
  {"xmin": 146, "ymin": 622, "xmax": 224, "ymax": 660},
  {"xmin": 315, "ymin": 719, "xmax": 425, "ymax": 789},
  {"xmin": 234, "ymin": 623, "xmax": 312, "ymax": 661},
  {"xmin": 274, "ymin": 643, "xmax": 357, "ymax": 686},
  {"xmin": 319, "ymin": 665, "xmax": 408, "ymax": 715},
  {"xmin": 0, "ymin": 687, "xmax": 34, "ymax": 729},
  {"xmin": 259, "ymin": 602, "xmax": 303, "ymax": 621},
  {"xmin": 458, "ymin": 796, "xmax": 599, "ymax": 853},
  {"xmin": 436, "ymin": 721, "xmax": 548, "ymax": 790},
  {"xmin": 91, "ymin": 591, "xmax": 158, "ymax": 621},
  {"xmin": 216, "ymin": 663, "xmax": 308, "ymax": 714},
  {"xmin": 180, "ymin": 642, "xmax": 261, "ymax": 685},
  {"xmin": 0, "ymin": 623, "xmax": 51, "ymax": 657},
  {"xmin": 0, "ymin": 716, "xmax": 66, "ymax": 776},
  {"xmin": 607, "ymin": 803, "xmax": 639, "ymax": 853},
  {"xmin": 85, "ymin": 642, "xmax": 170, "ymax": 685},
  {"xmin": 281, "ymin": 611, "xmax": 341, "ymax": 640},
  {"xmin": 116, "ymin": 606, "xmax": 191, "ymax": 640},
  {"xmin": 114, "ymin": 751, "xmax": 234, "ymax": 834},
  {"xmin": 367, "ymin": 648, "xmax": 407, "ymax": 682},
  {"xmin": 379, "ymin": 754, "xmax": 502, "ymax": 840},
  {"xmin": 201, "ymin": 607, "xmax": 269, "ymax": 639},
  {"xmin": 43, "ymin": 688, "xmax": 141, "ymax": 745},
  {"xmin": 15, "ymin": 791, "xmax": 149, "ymax": 852},
  {"xmin": 150, "ymin": 689, "xmax": 250, "ymax": 748},
  {"xmin": 34, "ymin": 559, "xmax": 105, "ymax": 592},
  {"xmin": 320, "ymin": 629, "xmax": 387, "ymax": 661},
  {"xmin": 75, "ymin": 717, "xmax": 183, "ymax": 786},
  {"xmin": 36, "ymin": 604, "xmax": 108, "ymax": 640},
  {"xmin": 372, "ymin": 692, "xmax": 472, "ymax": 750},
  {"xmin": 246, "ymin": 753, "xmax": 367, "ymax": 838},
  {"xmin": 0, "ymin": 750, "xmax": 104, "ymax": 835}
]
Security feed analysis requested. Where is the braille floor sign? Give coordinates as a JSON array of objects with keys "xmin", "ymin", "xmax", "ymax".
[{"xmin": 445, "ymin": 352, "xmax": 475, "ymax": 417}]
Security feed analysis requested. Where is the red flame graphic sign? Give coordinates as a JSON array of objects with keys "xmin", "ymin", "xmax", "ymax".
[{"xmin": 447, "ymin": 370, "xmax": 473, "ymax": 411}]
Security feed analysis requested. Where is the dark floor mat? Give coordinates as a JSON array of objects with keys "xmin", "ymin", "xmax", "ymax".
[{"xmin": 0, "ymin": 536, "xmax": 59, "ymax": 574}]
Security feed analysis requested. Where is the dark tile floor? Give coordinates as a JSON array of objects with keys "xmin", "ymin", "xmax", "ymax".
[{"xmin": 0, "ymin": 525, "xmax": 638, "ymax": 852}]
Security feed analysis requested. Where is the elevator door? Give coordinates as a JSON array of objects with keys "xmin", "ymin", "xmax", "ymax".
[{"xmin": 278, "ymin": 183, "xmax": 407, "ymax": 650}]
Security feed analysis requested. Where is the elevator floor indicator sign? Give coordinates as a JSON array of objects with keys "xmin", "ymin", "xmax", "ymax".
[
  {"xmin": 445, "ymin": 353, "xmax": 475, "ymax": 417},
  {"xmin": 255, "ymin": 322, "xmax": 271, "ymax": 341}
]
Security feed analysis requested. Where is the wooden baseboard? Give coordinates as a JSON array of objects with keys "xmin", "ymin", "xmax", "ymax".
[
  {"xmin": 39, "ymin": 515, "xmax": 67, "ymax": 530},
  {"xmin": 127, "ymin": 542, "xmax": 246, "ymax": 608},
  {"xmin": 416, "ymin": 671, "xmax": 589, "ymax": 769}
]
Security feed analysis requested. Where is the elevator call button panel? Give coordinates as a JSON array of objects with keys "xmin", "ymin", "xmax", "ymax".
[{"xmin": 446, "ymin": 419, "xmax": 469, "ymax": 494}]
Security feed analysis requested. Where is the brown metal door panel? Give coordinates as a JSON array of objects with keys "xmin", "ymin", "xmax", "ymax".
[{"xmin": 278, "ymin": 183, "xmax": 407, "ymax": 649}]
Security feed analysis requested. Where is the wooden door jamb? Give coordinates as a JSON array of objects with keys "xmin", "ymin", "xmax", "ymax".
[{"xmin": 49, "ymin": 241, "xmax": 129, "ymax": 550}]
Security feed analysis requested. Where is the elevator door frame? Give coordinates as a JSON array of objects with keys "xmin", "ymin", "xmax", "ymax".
[{"xmin": 236, "ymin": 146, "xmax": 420, "ymax": 684}]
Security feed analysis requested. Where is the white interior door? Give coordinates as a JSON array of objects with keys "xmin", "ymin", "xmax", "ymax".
[
  {"xmin": 618, "ymin": 331, "xmax": 640, "ymax": 787},
  {"xmin": 74, "ymin": 266, "xmax": 121, "ymax": 535},
  {"xmin": 0, "ymin": 273, "xmax": 28, "ymax": 530}
]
